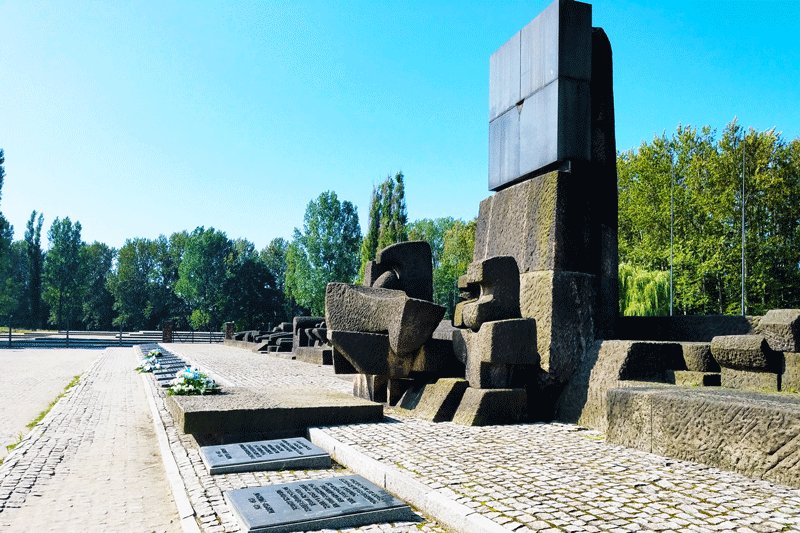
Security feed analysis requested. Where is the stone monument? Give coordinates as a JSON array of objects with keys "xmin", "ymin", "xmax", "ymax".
[{"xmin": 480, "ymin": 0, "xmax": 618, "ymax": 415}]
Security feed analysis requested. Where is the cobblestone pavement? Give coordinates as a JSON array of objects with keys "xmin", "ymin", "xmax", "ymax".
[
  {"xmin": 169, "ymin": 343, "xmax": 800, "ymax": 533},
  {"xmin": 0, "ymin": 348, "xmax": 99, "ymax": 460},
  {"xmin": 0, "ymin": 348, "xmax": 181, "ymax": 532},
  {"xmin": 152, "ymin": 344, "xmax": 446, "ymax": 532}
]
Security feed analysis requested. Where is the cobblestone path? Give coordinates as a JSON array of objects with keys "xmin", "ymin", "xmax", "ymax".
[
  {"xmin": 0, "ymin": 348, "xmax": 181, "ymax": 532},
  {"xmin": 0, "ymin": 348, "xmax": 99, "ymax": 460},
  {"xmin": 170, "ymin": 343, "xmax": 800, "ymax": 533}
]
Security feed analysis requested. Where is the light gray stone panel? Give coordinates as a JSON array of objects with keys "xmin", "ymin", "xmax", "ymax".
[
  {"xmin": 489, "ymin": 31, "xmax": 520, "ymax": 122},
  {"xmin": 488, "ymin": 106, "xmax": 520, "ymax": 191}
]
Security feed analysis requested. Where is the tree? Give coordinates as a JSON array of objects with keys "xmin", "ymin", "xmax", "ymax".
[
  {"xmin": 408, "ymin": 217, "xmax": 457, "ymax": 270},
  {"xmin": 225, "ymin": 239, "xmax": 284, "ymax": 330},
  {"xmin": 261, "ymin": 237, "xmax": 294, "ymax": 321},
  {"xmin": 436, "ymin": 219, "xmax": 476, "ymax": 318},
  {"xmin": 376, "ymin": 172, "xmax": 408, "ymax": 250},
  {"xmin": 175, "ymin": 227, "xmax": 233, "ymax": 331},
  {"xmin": 357, "ymin": 185, "xmax": 382, "ymax": 281},
  {"xmin": 24, "ymin": 211, "xmax": 45, "ymax": 328},
  {"xmin": 285, "ymin": 191, "xmax": 361, "ymax": 315},
  {"xmin": 0, "ymin": 149, "xmax": 17, "ymax": 323},
  {"xmin": 358, "ymin": 172, "xmax": 409, "ymax": 279},
  {"xmin": 80, "ymin": 242, "xmax": 115, "ymax": 330},
  {"xmin": 618, "ymin": 263, "xmax": 669, "ymax": 316},
  {"xmin": 108, "ymin": 238, "xmax": 165, "ymax": 330},
  {"xmin": 43, "ymin": 217, "xmax": 85, "ymax": 328}
]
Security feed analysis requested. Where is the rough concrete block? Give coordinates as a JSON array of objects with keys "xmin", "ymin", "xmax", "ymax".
[
  {"xmin": 783, "ymin": 353, "xmax": 800, "ymax": 393},
  {"xmin": 387, "ymin": 378, "xmax": 413, "ymax": 406},
  {"xmin": 680, "ymin": 342, "xmax": 719, "ymax": 372},
  {"xmin": 166, "ymin": 387, "xmax": 382, "ymax": 441},
  {"xmin": 452, "ymin": 388, "xmax": 527, "ymax": 426},
  {"xmin": 453, "ymin": 319, "xmax": 538, "ymax": 365},
  {"xmin": 607, "ymin": 386, "xmax": 800, "ymax": 488},
  {"xmin": 353, "ymin": 374, "xmax": 388, "ymax": 403},
  {"xmin": 325, "ymin": 284, "xmax": 444, "ymax": 357},
  {"xmin": 711, "ymin": 335, "xmax": 778, "ymax": 371},
  {"xmin": 398, "ymin": 378, "xmax": 469, "ymax": 422},
  {"xmin": 721, "ymin": 367, "xmax": 780, "ymax": 392},
  {"xmin": 519, "ymin": 270, "xmax": 595, "ymax": 383},
  {"xmin": 556, "ymin": 340, "xmax": 684, "ymax": 431},
  {"xmin": 456, "ymin": 256, "xmax": 521, "ymax": 330},
  {"xmin": 759, "ymin": 309, "xmax": 800, "ymax": 352}
]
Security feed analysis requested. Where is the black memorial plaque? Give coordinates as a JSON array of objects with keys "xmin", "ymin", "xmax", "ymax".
[
  {"xmin": 201, "ymin": 437, "xmax": 330, "ymax": 475},
  {"xmin": 225, "ymin": 475, "xmax": 416, "ymax": 532}
]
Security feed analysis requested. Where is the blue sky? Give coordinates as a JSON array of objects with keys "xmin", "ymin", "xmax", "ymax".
[{"xmin": 1, "ymin": 0, "xmax": 798, "ymax": 250}]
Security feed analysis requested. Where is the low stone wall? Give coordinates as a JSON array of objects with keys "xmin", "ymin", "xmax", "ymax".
[
  {"xmin": 606, "ymin": 386, "xmax": 800, "ymax": 488},
  {"xmin": 615, "ymin": 315, "xmax": 758, "ymax": 342}
]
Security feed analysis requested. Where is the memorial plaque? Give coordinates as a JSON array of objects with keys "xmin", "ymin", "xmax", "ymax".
[
  {"xmin": 225, "ymin": 475, "xmax": 416, "ymax": 533},
  {"xmin": 200, "ymin": 437, "xmax": 331, "ymax": 474}
]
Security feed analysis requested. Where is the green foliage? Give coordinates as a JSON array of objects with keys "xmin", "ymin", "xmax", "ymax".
[
  {"xmin": 435, "ymin": 219, "xmax": 476, "ymax": 318},
  {"xmin": 43, "ymin": 217, "xmax": 84, "ymax": 327},
  {"xmin": 0, "ymin": 148, "xmax": 17, "ymax": 320},
  {"xmin": 285, "ymin": 191, "xmax": 361, "ymax": 315},
  {"xmin": 619, "ymin": 119, "xmax": 800, "ymax": 315},
  {"xmin": 80, "ymin": 242, "xmax": 115, "ymax": 330},
  {"xmin": 618, "ymin": 263, "xmax": 670, "ymax": 316},
  {"xmin": 108, "ymin": 238, "xmax": 160, "ymax": 330},
  {"xmin": 175, "ymin": 227, "xmax": 233, "ymax": 330},
  {"xmin": 358, "ymin": 172, "xmax": 408, "ymax": 279},
  {"xmin": 408, "ymin": 217, "xmax": 456, "ymax": 269},
  {"xmin": 224, "ymin": 239, "xmax": 285, "ymax": 330}
]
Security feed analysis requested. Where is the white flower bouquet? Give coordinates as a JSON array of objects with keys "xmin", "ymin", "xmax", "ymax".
[
  {"xmin": 148, "ymin": 349, "xmax": 163, "ymax": 358},
  {"xmin": 136, "ymin": 355, "xmax": 162, "ymax": 373},
  {"xmin": 168, "ymin": 367, "xmax": 221, "ymax": 396}
]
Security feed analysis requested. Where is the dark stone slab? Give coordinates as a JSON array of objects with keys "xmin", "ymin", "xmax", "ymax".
[
  {"xmin": 488, "ymin": 0, "xmax": 592, "ymax": 189},
  {"xmin": 200, "ymin": 437, "xmax": 330, "ymax": 475},
  {"xmin": 784, "ymin": 353, "xmax": 800, "ymax": 393},
  {"xmin": 166, "ymin": 387, "xmax": 383, "ymax": 441},
  {"xmin": 615, "ymin": 315, "xmax": 757, "ymax": 342},
  {"xmin": 680, "ymin": 342, "xmax": 718, "ymax": 372},
  {"xmin": 606, "ymin": 386, "xmax": 800, "ymax": 488},
  {"xmin": 294, "ymin": 347, "xmax": 333, "ymax": 365},
  {"xmin": 225, "ymin": 475, "xmax": 417, "ymax": 533}
]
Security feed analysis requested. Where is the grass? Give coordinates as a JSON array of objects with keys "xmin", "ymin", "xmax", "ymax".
[
  {"xmin": 0, "ymin": 375, "xmax": 82, "ymax": 467},
  {"xmin": 26, "ymin": 375, "xmax": 81, "ymax": 430}
]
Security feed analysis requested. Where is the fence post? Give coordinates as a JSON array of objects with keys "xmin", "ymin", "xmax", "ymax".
[
  {"xmin": 66, "ymin": 319, "xmax": 70, "ymax": 348},
  {"xmin": 7, "ymin": 317, "xmax": 11, "ymax": 348},
  {"xmin": 119, "ymin": 323, "xmax": 123, "ymax": 346},
  {"xmin": 191, "ymin": 330, "xmax": 194, "ymax": 343}
]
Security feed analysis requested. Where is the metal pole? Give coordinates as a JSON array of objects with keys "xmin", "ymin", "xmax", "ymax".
[
  {"xmin": 8, "ymin": 317, "xmax": 11, "ymax": 348},
  {"xmin": 66, "ymin": 318, "xmax": 70, "ymax": 348},
  {"xmin": 670, "ymin": 156, "xmax": 675, "ymax": 316},
  {"xmin": 741, "ymin": 133, "xmax": 746, "ymax": 316}
]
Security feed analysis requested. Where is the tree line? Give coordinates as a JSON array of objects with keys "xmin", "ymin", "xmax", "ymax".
[
  {"xmin": 619, "ymin": 119, "xmax": 800, "ymax": 316},
  {"xmin": 0, "ymin": 163, "xmax": 475, "ymax": 332}
]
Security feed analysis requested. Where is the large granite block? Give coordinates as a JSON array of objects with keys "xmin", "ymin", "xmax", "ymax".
[
  {"xmin": 325, "ymin": 284, "xmax": 444, "ymax": 356},
  {"xmin": 680, "ymin": 342, "xmax": 718, "ymax": 372},
  {"xmin": 759, "ymin": 309, "xmax": 800, "ymax": 352},
  {"xmin": 455, "ymin": 256, "xmax": 521, "ymax": 329},
  {"xmin": 520, "ymin": 270, "xmax": 595, "ymax": 383},
  {"xmin": 398, "ymin": 378, "xmax": 469, "ymax": 422},
  {"xmin": 711, "ymin": 335, "xmax": 778, "ymax": 371},
  {"xmin": 721, "ymin": 367, "xmax": 779, "ymax": 392},
  {"xmin": 353, "ymin": 374, "xmax": 388, "ymax": 403},
  {"xmin": 452, "ymin": 388, "xmax": 528, "ymax": 426},
  {"xmin": 166, "ymin": 387, "xmax": 382, "ymax": 441},
  {"xmin": 475, "ymin": 172, "xmax": 601, "ymax": 275},
  {"xmin": 453, "ymin": 319, "xmax": 537, "ymax": 365},
  {"xmin": 607, "ymin": 386, "xmax": 800, "ymax": 488}
]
